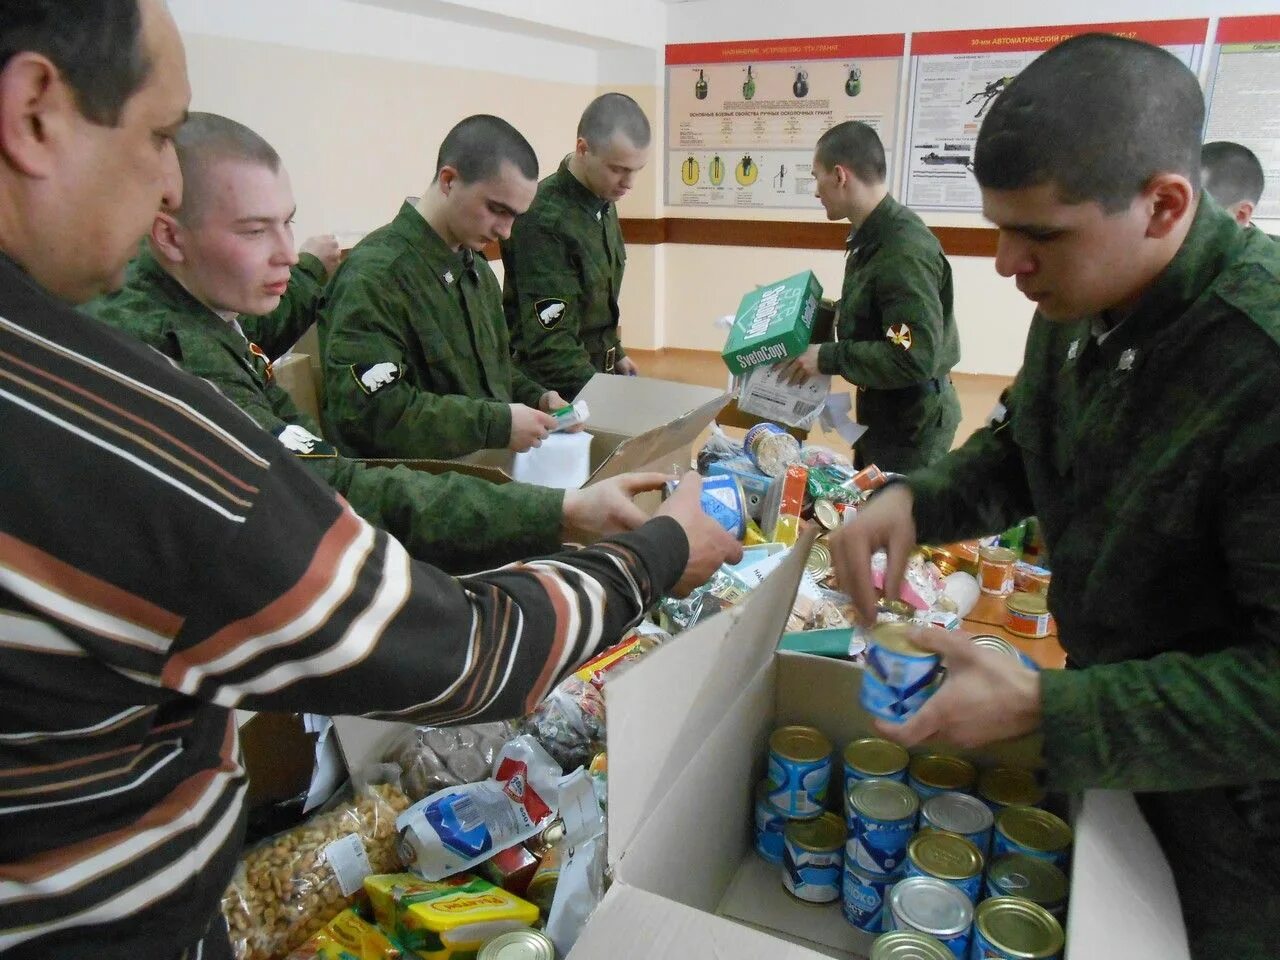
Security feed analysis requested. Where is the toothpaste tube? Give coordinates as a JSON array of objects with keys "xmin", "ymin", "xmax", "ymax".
[{"xmin": 550, "ymin": 400, "xmax": 590, "ymax": 432}]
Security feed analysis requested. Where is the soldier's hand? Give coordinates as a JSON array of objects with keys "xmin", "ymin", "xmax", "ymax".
[
  {"xmin": 779, "ymin": 345, "xmax": 821, "ymax": 385},
  {"xmin": 615, "ymin": 356, "xmax": 640, "ymax": 376},
  {"xmin": 508, "ymin": 404, "xmax": 556, "ymax": 452},
  {"xmin": 871, "ymin": 627, "xmax": 1042, "ymax": 749},
  {"xmin": 299, "ymin": 234, "xmax": 342, "ymax": 277},
  {"xmin": 829, "ymin": 483, "xmax": 917, "ymax": 624},
  {"xmin": 538, "ymin": 391, "xmax": 584, "ymax": 433},
  {"xmin": 655, "ymin": 471, "xmax": 744, "ymax": 597},
  {"xmin": 560, "ymin": 471, "xmax": 668, "ymax": 543}
]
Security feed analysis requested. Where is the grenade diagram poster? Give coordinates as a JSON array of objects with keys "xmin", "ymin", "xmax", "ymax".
[
  {"xmin": 903, "ymin": 20, "xmax": 1208, "ymax": 211},
  {"xmin": 665, "ymin": 34, "xmax": 905, "ymax": 209}
]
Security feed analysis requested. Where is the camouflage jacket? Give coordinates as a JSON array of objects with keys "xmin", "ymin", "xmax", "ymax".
[
  {"xmin": 84, "ymin": 248, "xmax": 563, "ymax": 574},
  {"xmin": 319, "ymin": 202, "xmax": 549, "ymax": 459},
  {"xmin": 907, "ymin": 198, "xmax": 1280, "ymax": 957},
  {"xmin": 501, "ymin": 158, "xmax": 627, "ymax": 399}
]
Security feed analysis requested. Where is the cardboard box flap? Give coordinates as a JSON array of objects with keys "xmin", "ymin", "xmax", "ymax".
[
  {"xmin": 575, "ymin": 374, "xmax": 729, "ymax": 438},
  {"xmin": 584, "ymin": 391, "xmax": 730, "ymax": 482},
  {"xmin": 605, "ymin": 527, "xmax": 816, "ymax": 864},
  {"xmin": 330, "ymin": 714, "xmax": 410, "ymax": 790},
  {"xmin": 569, "ymin": 883, "xmax": 833, "ymax": 960}
]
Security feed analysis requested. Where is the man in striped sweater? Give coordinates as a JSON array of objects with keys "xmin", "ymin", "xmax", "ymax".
[{"xmin": 0, "ymin": 3, "xmax": 741, "ymax": 958}]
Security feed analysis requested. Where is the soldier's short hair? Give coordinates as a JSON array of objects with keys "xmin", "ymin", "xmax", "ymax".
[
  {"xmin": 974, "ymin": 34, "xmax": 1203, "ymax": 213},
  {"xmin": 1202, "ymin": 141, "xmax": 1265, "ymax": 209},
  {"xmin": 577, "ymin": 93, "xmax": 651, "ymax": 151},
  {"xmin": 172, "ymin": 113, "xmax": 281, "ymax": 224},
  {"xmin": 435, "ymin": 115, "xmax": 538, "ymax": 184},
  {"xmin": 0, "ymin": 0, "xmax": 150, "ymax": 127},
  {"xmin": 814, "ymin": 121, "xmax": 887, "ymax": 185}
]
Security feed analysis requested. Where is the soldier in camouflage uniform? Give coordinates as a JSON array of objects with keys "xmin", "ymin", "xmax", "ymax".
[
  {"xmin": 501, "ymin": 93, "xmax": 650, "ymax": 398},
  {"xmin": 832, "ymin": 35, "xmax": 1280, "ymax": 958},
  {"xmin": 319, "ymin": 116, "xmax": 570, "ymax": 460},
  {"xmin": 1201, "ymin": 140, "xmax": 1265, "ymax": 228},
  {"xmin": 87, "ymin": 114, "xmax": 667, "ymax": 574}
]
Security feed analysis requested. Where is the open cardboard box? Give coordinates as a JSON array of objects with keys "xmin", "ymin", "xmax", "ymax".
[
  {"xmin": 361, "ymin": 374, "xmax": 729, "ymax": 488},
  {"xmin": 334, "ymin": 528, "xmax": 1190, "ymax": 960}
]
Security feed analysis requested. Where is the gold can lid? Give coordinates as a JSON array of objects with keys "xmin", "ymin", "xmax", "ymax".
[
  {"xmin": 784, "ymin": 811, "xmax": 845, "ymax": 852},
  {"xmin": 806, "ymin": 540, "xmax": 834, "ymax": 579},
  {"xmin": 974, "ymin": 897, "xmax": 1065, "ymax": 959},
  {"xmin": 871, "ymin": 622, "xmax": 930, "ymax": 657},
  {"xmin": 987, "ymin": 853, "xmax": 1069, "ymax": 907},
  {"xmin": 979, "ymin": 767, "xmax": 1046, "ymax": 809},
  {"xmin": 908, "ymin": 829, "xmax": 984, "ymax": 881},
  {"xmin": 979, "ymin": 545, "xmax": 1017, "ymax": 564},
  {"xmin": 909, "ymin": 754, "xmax": 977, "ymax": 792},
  {"xmin": 1006, "ymin": 592, "xmax": 1048, "ymax": 616},
  {"xmin": 814, "ymin": 499, "xmax": 842, "ymax": 531},
  {"xmin": 926, "ymin": 547, "xmax": 958, "ymax": 577},
  {"xmin": 843, "ymin": 737, "xmax": 910, "ymax": 777},
  {"xmin": 477, "ymin": 929, "xmax": 557, "ymax": 960},
  {"xmin": 769, "ymin": 724, "xmax": 832, "ymax": 764},
  {"xmin": 849, "ymin": 777, "xmax": 919, "ymax": 822},
  {"xmin": 996, "ymin": 805, "xmax": 1073, "ymax": 854},
  {"xmin": 869, "ymin": 930, "xmax": 954, "ymax": 960}
]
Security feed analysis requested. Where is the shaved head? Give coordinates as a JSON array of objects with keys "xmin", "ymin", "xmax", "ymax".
[{"xmin": 173, "ymin": 112, "xmax": 281, "ymax": 223}]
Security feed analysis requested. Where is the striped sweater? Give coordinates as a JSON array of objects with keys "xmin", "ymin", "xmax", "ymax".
[{"xmin": 0, "ymin": 253, "xmax": 686, "ymax": 959}]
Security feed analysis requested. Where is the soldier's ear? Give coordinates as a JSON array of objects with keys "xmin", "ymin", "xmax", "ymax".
[
  {"xmin": 1143, "ymin": 173, "xmax": 1194, "ymax": 240},
  {"xmin": 150, "ymin": 211, "xmax": 186, "ymax": 265}
]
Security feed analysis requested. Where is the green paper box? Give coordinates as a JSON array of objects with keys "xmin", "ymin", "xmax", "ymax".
[{"xmin": 721, "ymin": 270, "xmax": 824, "ymax": 374}]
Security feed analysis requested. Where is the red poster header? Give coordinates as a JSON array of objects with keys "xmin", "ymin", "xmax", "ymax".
[
  {"xmin": 1216, "ymin": 15, "xmax": 1280, "ymax": 45},
  {"xmin": 911, "ymin": 19, "xmax": 1209, "ymax": 56},
  {"xmin": 666, "ymin": 34, "xmax": 905, "ymax": 66}
]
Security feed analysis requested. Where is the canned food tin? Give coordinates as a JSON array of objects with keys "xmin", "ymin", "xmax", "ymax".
[
  {"xmin": 993, "ymin": 806, "xmax": 1073, "ymax": 869},
  {"xmin": 841, "ymin": 863, "xmax": 897, "ymax": 933},
  {"xmin": 806, "ymin": 540, "xmax": 834, "ymax": 582},
  {"xmin": 985, "ymin": 853, "xmax": 1069, "ymax": 920},
  {"xmin": 908, "ymin": 754, "xmax": 977, "ymax": 800},
  {"xmin": 847, "ymin": 777, "xmax": 919, "ymax": 876},
  {"xmin": 921, "ymin": 791, "xmax": 994, "ymax": 854},
  {"xmin": 851, "ymin": 464, "xmax": 888, "ymax": 491},
  {"xmin": 888, "ymin": 875, "xmax": 974, "ymax": 958},
  {"xmin": 744, "ymin": 422, "xmax": 802, "ymax": 478},
  {"xmin": 753, "ymin": 780, "xmax": 787, "ymax": 863},
  {"xmin": 814, "ymin": 498, "xmax": 843, "ymax": 531},
  {"xmin": 978, "ymin": 546, "xmax": 1017, "ymax": 596},
  {"xmin": 978, "ymin": 768, "xmax": 1046, "ymax": 812},
  {"xmin": 782, "ymin": 812, "xmax": 845, "ymax": 903},
  {"xmin": 970, "ymin": 635, "xmax": 1021, "ymax": 662},
  {"xmin": 971, "ymin": 896, "xmax": 1065, "ymax": 959},
  {"xmin": 843, "ymin": 737, "xmax": 910, "ymax": 791},
  {"xmin": 1005, "ymin": 592, "xmax": 1051, "ymax": 639},
  {"xmin": 477, "ymin": 928, "xmax": 558, "ymax": 960},
  {"xmin": 869, "ymin": 930, "xmax": 954, "ymax": 960},
  {"xmin": 767, "ymin": 725, "xmax": 832, "ymax": 819},
  {"xmin": 861, "ymin": 624, "xmax": 941, "ymax": 723},
  {"xmin": 1013, "ymin": 561, "xmax": 1052, "ymax": 596},
  {"xmin": 904, "ymin": 830, "xmax": 984, "ymax": 902},
  {"xmin": 697, "ymin": 474, "xmax": 748, "ymax": 540}
]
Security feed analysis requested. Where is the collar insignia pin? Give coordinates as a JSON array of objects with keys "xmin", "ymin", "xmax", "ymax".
[
  {"xmin": 444, "ymin": 270, "xmax": 454, "ymax": 284},
  {"xmin": 1118, "ymin": 348, "xmax": 1136, "ymax": 372},
  {"xmin": 1066, "ymin": 339, "xmax": 1080, "ymax": 361}
]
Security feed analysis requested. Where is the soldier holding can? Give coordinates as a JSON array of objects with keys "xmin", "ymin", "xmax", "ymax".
[{"xmin": 832, "ymin": 34, "xmax": 1280, "ymax": 958}]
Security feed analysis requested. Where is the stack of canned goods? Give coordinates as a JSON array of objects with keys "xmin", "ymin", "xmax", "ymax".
[{"xmin": 753, "ymin": 726, "xmax": 1074, "ymax": 959}]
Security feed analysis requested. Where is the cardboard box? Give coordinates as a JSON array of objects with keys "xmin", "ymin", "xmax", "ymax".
[{"xmin": 722, "ymin": 272, "xmax": 824, "ymax": 375}]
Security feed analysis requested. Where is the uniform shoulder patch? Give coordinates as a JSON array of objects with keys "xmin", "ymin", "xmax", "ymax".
[
  {"xmin": 273, "ymin": 423, "xmax": 337, "ymax": 458},
  {"xmin": 350, "ymin": 361, "xmax": 403, "ymax": 396},
  {"xmin": 533, "ymin": 298, "xmax": 567, "ymax": 329},
  {"xmin": 886, "ymin": 323, "xmax": 913, "ymax": 350}
]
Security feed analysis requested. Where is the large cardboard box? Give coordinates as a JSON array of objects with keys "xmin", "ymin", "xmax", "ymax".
[{"xmin": 722, "ymin": 271, "xmax": 824, "ymax": 375}]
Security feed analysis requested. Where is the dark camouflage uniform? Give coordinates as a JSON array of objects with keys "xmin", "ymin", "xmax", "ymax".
[
  {"xmin": 818, "ymin": 195, "xmax": 962, "ymax": 472},
  {"xmin": 907, "ymin": 198, "xmax": 1280, "ymax": 958},
  {"xmin": 501, "ymin": 159, "xmax": 627, "ymax": 400},
  {"xmin": 318, "ymin": 202, "xmax": 550, "ymax": 459},
  {"xmin": 84, "ymin": 247, "xmax": 563, "ymax": 575}
]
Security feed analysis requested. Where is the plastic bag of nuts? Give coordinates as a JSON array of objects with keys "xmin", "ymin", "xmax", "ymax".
[
  {"xmin": 383, "ymin": 721, "xmax": 518, "ymax": 802},
  {"xmin": 222, "ymin": 782, "xmax": 410, "ymax": 960}
]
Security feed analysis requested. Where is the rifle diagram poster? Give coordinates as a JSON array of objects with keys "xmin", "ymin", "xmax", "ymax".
[
  {"xmin": 1205, "ymin": 16, "xmax": 1280, "ymax": 221},
  {"xmin": 664, "ymin": 35, "xmax": 905, "ymax": 210},
  {"xmin": 903, "ymin": 20, "xmax": 1208, "ymax": 212}
]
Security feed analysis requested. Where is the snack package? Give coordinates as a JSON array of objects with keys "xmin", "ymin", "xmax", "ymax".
[
  {"xmin": 870, "ymin": 549, "xmax": 943, "ymax": 610},
  {"xmin": 522, "ymin": 676, "xmax": 605, "ymax": 772},
  {"xmin": 223, "ymin": 783, "xmax": 411, "ymax": 960},
  {"xmin": 695, "ymin": 424, "xmax": 744, "ymax": 472},
  {"xmin": 364, "ymin": 873, "xmax": 538, "ymax": 959},
  {"xmin": 384, "ymin": 722, "xmax": 519, "ymax": 803},
  {"xmin": 396, "ymin": 737, "xmax": 562, "ymax": 881},
  {"xmin": 284, "ymin": 908, "xmax": 404, "ymax": 960}
]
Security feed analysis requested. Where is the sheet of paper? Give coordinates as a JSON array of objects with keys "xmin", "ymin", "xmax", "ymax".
[{"xmin": 513, "ymin": 431, "xmax": 593, "ymax": 489}]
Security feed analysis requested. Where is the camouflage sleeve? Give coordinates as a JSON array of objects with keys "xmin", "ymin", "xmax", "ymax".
[
  {"xmin": 1040, "ymin": 386, "xmax": 1280, "ymax": 792},
  {"xmin": 240, "ymin": 254, "xmax": 327, "ymax": 359},
  {"xmin": 816, "ymin": 253, "xmax": 946, "ymax": 389},
  {"xmin": 319, "ymin": 270, "xmax": 513, "ymax": 459},
  {"xmin": 510, "ymin": 363, "xmax": 551, "ymax": 409},
  {"xmin": 502, "ymin": 223, "xmax": 599, "ymax": 399},
  {"xmin": 166, "ymin": 326, "xmax": 287, "ymax": 434}
]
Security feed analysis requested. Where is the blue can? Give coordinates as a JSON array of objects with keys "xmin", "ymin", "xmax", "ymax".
[
  {"xmin": 887, "ymin": 876, "xmax": 973, "ymax": 959},
  {"xmin": 782, "ymin": 813, "xmax": 845, "ymax": 903},
  {"xmin": 861, "ymin": 623, "xmax": 941, "ymax": 723},
  {"xmin": 970, "ymin": 897, "xmax": 1064, "ymax": 959},
  {"xmin": 843, "ymin": 737, "xmax": 910, "ymax": 797},
  {"xmin": 904, "ymin": 830, "xmax": 984, "ymax": 902},
  {"xmin": 767, "ymin": 725, "xmax": 832, "ymax": 819},
  {"xmin": 992, "ymin": 806, "xmax": 1072, "ymax": 870},
  {"xmin": 847, "ymin": 777, "xmax": 919, "ymax": 876},
  {"xmin": 908, "ymin": 754, "xmax": 977, "ymax": 801},
  {"xmin": 921, "ymin": 792, "xmax": 994, "ymax": 856},
  {"xmin": 841, "ymin": 864, "xmax": 898, "ymax": 933},
  {"xmin": 753, "ymin": 781, "xmax": 787, "ymax": 863},
  {"xmin": 698, "ymin": 474, "xmax": 747, "ymax": 539}
]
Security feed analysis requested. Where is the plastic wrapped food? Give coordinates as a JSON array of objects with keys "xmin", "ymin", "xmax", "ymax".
[
  {"xmin": 384, "ymin": 721, "xmax": 518, "ymax": 802},
  {"xmin": 523, "ymin": 677, "xmax": 605, "ymax": 771},
  {"xmin": 223, "ymin": 783, "xmax": 411, "ymax": 960}
]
